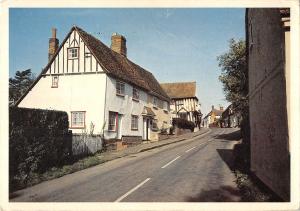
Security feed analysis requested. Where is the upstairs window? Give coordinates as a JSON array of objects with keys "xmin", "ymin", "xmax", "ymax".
[
  {"xmin": 52, "ymin": 75, "xmax": 59, "ymax": 88},
  {"xmin": 131, "ymin": 115, "xmax": 139, "ymax": 130},
  {"xmin": 68, "ymin": 48, "xmax": 79, "ymax": 59},
  {"xmin": 71, "ymin": 111, "xmax": 85, "ymax": 128},
  {"xmin": 132, "ymin": 87, "xmax": 139, "ymax": 101},
  {"xmin": 116, "ymin": 81, "xmax": 125, "ymax": 96}
]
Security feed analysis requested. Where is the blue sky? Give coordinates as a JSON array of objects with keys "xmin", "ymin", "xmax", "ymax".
[{"xmin": 9, "ymin": 8, "xmax": 245, "ymax": 115}]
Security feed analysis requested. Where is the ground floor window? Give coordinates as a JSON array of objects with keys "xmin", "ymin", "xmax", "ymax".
[
  {"xmin": 71, "ymin": 111, "xmax": 85, "ymax": 128},
  {"xmin": 151, "ymin": 119, "xmax": 158, "ymax": 131},
  {"xmin": 108, "ymin": 111, "xmax": 117, "ymax": 131},
  {"xmin": 131, "ymin": 115, "xmax": 139, "ymax": 130}
]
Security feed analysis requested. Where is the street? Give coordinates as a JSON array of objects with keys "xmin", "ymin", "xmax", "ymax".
[{"xmin": 11, "ymin": 128, "xmax": 241, "ymax": 202}]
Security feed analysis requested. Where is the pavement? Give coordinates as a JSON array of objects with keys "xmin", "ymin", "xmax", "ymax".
[
  {"xmin": 98, "ymin": 128, "xmax": 211, "ymax": 163},
  {"xmin": 11, "ymin": 127, "xmax": 242, "ymax": 202}
]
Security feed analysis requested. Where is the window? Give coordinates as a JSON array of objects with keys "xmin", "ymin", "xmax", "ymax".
[
  {"xmin": 116, "ymin": 81, "xmax": 125, "ymax": 96},
  {"xmin": 52, "ymin": 75, "xmax": 59, "ymax": 88},
  {"xmin": 71, "ymin": 111, "xmax": 85, "ymax": 128},
  {"xmin": 151, "ymin": 119, "xmax": 158, "ymax": 131},
  {"xmin": 132, "ymin": 87, "xmax": 139, "ymax": 101},
  {"xmin": 163, "ymin": 101, "xmax": 168, "ymax": 110},
  {"xmin": 131, "ymin": 115, "xmax": 138, "ymax": 130},
  {"xmin": 153, "ymin": 96, "xmax": 158, "ymax": 108},
  {"xmin": 108, "ymin": 112, "xmax": 117, "ymax": 131},
  {"xmin": 68, "ymin": 48, "xmax": 79, "ymax": 59}
]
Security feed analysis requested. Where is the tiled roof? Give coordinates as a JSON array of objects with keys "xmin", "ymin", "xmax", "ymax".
[
  {"xmin": 75, "ymin": 26, "xmax": 170, "ymax": 101},
  {"xmin": 160, "ymin": 82, "xmax": 197, "ymax": 99}
]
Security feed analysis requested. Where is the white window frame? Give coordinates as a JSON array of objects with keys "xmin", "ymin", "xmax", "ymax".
[
  {"xmin": 131, "ymin": 115, "xmax": 139, "ymax": 130},
  {"xmin": 71, "ymin": 111, "xmax": 85, "ymax": 128},
  {"xmin": 116, "ymin": 81, "xmax": 125, "ymax": 96},
  {"xmin": 132, "ymin": 87, "xmax": 139, "ymax": 101},
  {"xmin": 52, "ymin": 75, "xmax": 59, "ymax": 88},
  {"xmin": 108, "ymin": 111, "xmax": 117, "ymax": 131},
  {"xmin": 68, "ymin": 47, "xmax": 79, "ymax": 59}
]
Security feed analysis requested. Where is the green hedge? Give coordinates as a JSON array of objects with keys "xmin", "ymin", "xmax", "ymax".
[
  {"xmin": 9, "ymin": 107, "xmax": 72, "ymax": 192},
  {"xmin": 172, "ymin": 118, "xmax": 195, "ymax": 132}
]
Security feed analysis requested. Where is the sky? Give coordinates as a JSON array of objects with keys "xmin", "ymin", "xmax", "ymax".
[{"xmin": 9, "ymin": 8, "xmax": 245, "ymax": 115}]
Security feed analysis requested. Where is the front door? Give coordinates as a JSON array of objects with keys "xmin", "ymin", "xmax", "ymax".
[{"xmin": 143, "ymin": 117, "xmax": 149, "ymax": 140}]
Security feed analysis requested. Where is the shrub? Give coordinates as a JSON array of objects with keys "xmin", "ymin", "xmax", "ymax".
[
  {"xmin": 9, "ymin": 107, "xmax": 72, "ymax": 192},
  {"xmin": 172, "ymin": 118, "xmax": 195, "ymax": 132}
]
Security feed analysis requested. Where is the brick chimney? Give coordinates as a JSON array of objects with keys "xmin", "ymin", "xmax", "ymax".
[
  {"xmin": 48, "ymin": 28, "xmax": 59, "ymax": 61},
  {"xmin": 111, "ymin": 33, "xmax": 127, "ymax": 57},
  {"xmin": 212, "ymin": 105, "xmax": 214, "ymax": 110}
]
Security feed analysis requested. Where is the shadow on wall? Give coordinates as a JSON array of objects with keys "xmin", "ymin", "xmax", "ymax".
[{"xmin": 185, "ymin": 185, "xmax": 241, "ymax": 202}]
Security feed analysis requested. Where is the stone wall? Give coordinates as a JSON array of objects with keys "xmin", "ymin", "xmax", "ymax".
[{"xmin": 247, "ymin": 8, "xmax": 290, "ymax": 201}]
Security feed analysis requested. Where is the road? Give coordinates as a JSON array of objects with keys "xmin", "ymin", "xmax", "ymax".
[{"xmin": 11, "ymin": 128, "xmax": 242, "ymax": 202}]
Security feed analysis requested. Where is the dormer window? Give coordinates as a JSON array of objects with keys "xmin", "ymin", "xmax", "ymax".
[
  {"xmin": 132, "ymin": 87, "xmax": 139, "ymax": 101},
  {"xmin": 116, "ymin": 81, "xmax": 125, "ymax": 96},
  {"xmin": 52, "ymin": 75, "xmax": 58, "ymax": 88},
  {"xmin": 68, "ymin": 48, "xmax": 79, "ymax": 59}
]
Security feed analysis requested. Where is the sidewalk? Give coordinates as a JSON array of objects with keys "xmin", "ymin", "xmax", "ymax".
[{"xmin": 97, "ymin": 128, "xmax": 211, "ymax": 163}]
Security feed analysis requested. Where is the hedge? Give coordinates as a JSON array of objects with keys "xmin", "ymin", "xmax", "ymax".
[
  {"xmin": 9, "ymin": 107, "xmax": 72, "ymax": 192},
  {"xmin": 172, "ymin": 118, "xmax": 195, "ymax": 132}
]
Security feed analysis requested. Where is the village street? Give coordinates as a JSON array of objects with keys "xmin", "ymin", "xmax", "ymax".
[{"xmin": 11, "ymin": 128, "xmax": 241, "ymax": 202}]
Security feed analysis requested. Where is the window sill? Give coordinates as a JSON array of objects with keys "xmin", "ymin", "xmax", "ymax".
[
  {"xmin": 116, "ymin": 93, "xmax": 125, "ymax": 97},
  {"xmin": 131, "ymin": 128, "xmax": 138, "ymax": 131},
  {"xmin": 70, "ymin": 126, "xmax": 85, "ymax": 129},
  {"xmin": 132, "ymin": 98, "xmax": 139, "ymax": 102},
  {"xmin": 108, "ymin": 129, "xmax": 117, "ymax": 132},
  {"xmin": 51, "ymin": 86, "xmax": 58, "ymax": 88}
]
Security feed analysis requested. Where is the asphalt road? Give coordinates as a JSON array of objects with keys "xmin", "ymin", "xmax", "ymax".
[{"xmin": 11, "ymin": 128, "xmax": 241, "ymax": 202}]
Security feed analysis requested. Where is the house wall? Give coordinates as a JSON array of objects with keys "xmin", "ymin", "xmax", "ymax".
[
  {"xmin": 247, "ymin": 9, "xmax": 290, "ymax": 201},
  {"xmin": 18, "ymin": 29, "xmax": 107, "ymax": 135},
  {"xmin": 171, "ymin": 98, "xmax": 199, "ymax": 122},
  {"xmin": 104, "ymin": 76, "xmax": 147, "ymax": 139},
  {"xmin": 18, "ymin": 73, "xmax": 107, "ymax": 135}
]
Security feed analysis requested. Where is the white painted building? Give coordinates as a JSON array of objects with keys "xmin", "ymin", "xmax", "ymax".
[{"xmin": 17, "ymin": 26, "xmax": 171, "ymax": 141}]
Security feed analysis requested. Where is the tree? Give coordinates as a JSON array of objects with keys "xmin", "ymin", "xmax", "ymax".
[
  {"xmin": 9, "ymin": 69, "xmax": 36, "ymax": 105},
  {"xmin": 217, "ymin": 39, "xmax": 247, "ymax": 112}
]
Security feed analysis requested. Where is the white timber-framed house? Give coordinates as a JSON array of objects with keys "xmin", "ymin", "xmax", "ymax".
[{"xmin": 16, "ymin": 26, "xmax": 171, "ymax": 142}]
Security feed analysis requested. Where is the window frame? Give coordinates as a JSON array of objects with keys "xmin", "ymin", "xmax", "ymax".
[
  {"xmin": 67, "ymin": 47, "xmax": 79, "ymax": 60},
  {"xmin": 116, "ymin": 80, "xmax": 125, "ymax": 96},
  {"xmin": 108, "ymin": 111, "xmax": 118, "ymax": 131},
  {"xmin": 131, "ymin": 115, "xmax": 139, "ymax": 131},
  {"xmin": 70, "ymin": 111, "xmax": 86, "ymax": 129},
  {"xmin": 51, "ymin": 75, "xmax": 59, "ymax": 88},
  {"xmin": 132, "ymin": 87, "xmax": 139, "ymax": 101}
]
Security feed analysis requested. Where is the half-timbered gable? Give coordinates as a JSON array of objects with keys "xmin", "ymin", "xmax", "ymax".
[{"xmin": 45, "ymin": 29, "xmax": 103, "ymax": 75}]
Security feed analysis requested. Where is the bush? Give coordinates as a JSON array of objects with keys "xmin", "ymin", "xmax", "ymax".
[
  {"xmin": 9, "ymin": 107, "xmax": 72, "ymax": 192},
  {"xmin": 172, "ymin": 118, "xmax": 195, "ymax": 132}
]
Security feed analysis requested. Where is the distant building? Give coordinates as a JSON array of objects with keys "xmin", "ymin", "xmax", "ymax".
[
  {"xmin": 160, "ymin": 82, "xmax": 202, "ymax": 128},
  {"xmin": 202, "ymin": 105, "xmax": 223, "ymax": 128},
  {"xmin": 220, "ymin": 104, "xmax": 241, "ymax": 128}
]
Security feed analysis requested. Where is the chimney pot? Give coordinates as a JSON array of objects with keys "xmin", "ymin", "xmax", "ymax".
[
  {"xmin": 212, "ymin": 105, "xmax": 214, "ymax": 110},
  {"xmin": 52, "ymin": 28, "xmax": 57, "ymax": 38}
]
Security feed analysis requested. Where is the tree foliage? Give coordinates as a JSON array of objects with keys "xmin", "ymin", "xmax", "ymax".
[
  {"xmin": 9, "ymin": 69, "xmax": 36, "ymax": 105},
  {"xmin": 217, "ymin": 39, "xmax": 247, "ymax": 111}
]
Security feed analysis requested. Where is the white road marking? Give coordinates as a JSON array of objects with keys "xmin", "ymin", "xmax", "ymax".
[
  {"xmin": 185, "ymin": 146, "xmax": 196, "ymax": 152},
  {"xmin": 114, "ymin": 178, "xmax": 151, "ymax": 202},
  {"xmin": 161, "ymin": 156, "xmax": 181, "ymax": 169}
]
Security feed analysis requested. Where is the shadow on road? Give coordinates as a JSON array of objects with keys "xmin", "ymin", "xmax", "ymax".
[
  {"xmin": 185, "ymin": 185, "xmax": 241, "ymax": 202},
  {"xmin": 216, "ymin": 149, "xmax": 235, "ymax": 171},
  {"xmin": 215, "ymin": 130, "xmax": 241, "ymax": 141}
]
